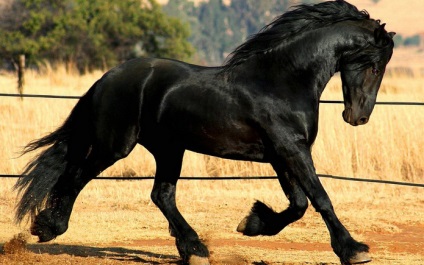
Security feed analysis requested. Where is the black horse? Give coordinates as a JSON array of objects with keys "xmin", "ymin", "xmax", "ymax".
[{"xmin": 15, "ymin": 1, "xmax": 394, "ymax": 264}]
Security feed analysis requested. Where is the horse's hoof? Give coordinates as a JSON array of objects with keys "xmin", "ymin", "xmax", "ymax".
[
  {"xmin": 236, "ymin": 217, "xmax": 248, "ymax": 233},
  {"xmin": 189, "ymin": 255, "xmax": 210, "ymax": 265},
  {"xmin": 30, "ymin": 222, "xmax": 57, "ymax": 242},
  {"xmin": 347, "ymin": 252, "xmax": 371, "ymax": 264},
  {"xmin": 30, "ymin": 209, "xmax": 67, "ymax": 242}
]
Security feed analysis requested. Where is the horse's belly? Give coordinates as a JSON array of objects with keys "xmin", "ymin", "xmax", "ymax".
[{"xmin": 183, "ymin": 127, "xmax": 268, "ymax": 162}]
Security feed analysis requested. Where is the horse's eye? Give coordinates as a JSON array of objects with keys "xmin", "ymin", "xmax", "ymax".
[{"xmin": 372, "ymin": 67, "xmax": 380, "ymax": 76}]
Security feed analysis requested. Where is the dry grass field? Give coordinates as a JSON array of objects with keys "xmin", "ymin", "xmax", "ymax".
[{"xmin": 1, "ymin": 47, "xmax": 424, "ymax": 264}]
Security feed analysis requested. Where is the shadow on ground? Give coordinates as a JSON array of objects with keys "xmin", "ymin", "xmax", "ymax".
[{"xmin": 26, "ymin": 243, "xmax": 181, "ymax": 264}]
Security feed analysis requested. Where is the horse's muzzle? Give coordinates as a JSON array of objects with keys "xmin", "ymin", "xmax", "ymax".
[{"xmin": 342, "ymin": 108, "xmax": 369, "ymax": 126}]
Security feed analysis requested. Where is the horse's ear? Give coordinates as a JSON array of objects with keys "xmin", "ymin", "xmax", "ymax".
[
  {"xmin": 374, "ymin": 23, "xmax": 387, "ymax": 45},
  {"xmin": 388, "ymin": 32, "xmax": 396, "ymax": 39}
]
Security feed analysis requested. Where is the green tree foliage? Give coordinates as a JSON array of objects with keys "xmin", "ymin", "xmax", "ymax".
[
  {"xmin": 164, "ymin": 0, "xmax": 230, "ymax": 65},
  {"xmin": 0, "ymin": 0, "xmax": 194, "ymax": 72},
  {"xmin": 392, "ymin": 33, "xmax": 422, "ymax": 47},
  {"xmin": 404, "ymin": 35, "xmax": 421, "ymax": 47},
  {"xmin": 163, "ymin": 0, "xmax": 320, "ymax": 65},
  {"xmin": 393, "ymin": 34, "xmax": 403, "ymax": 48}
]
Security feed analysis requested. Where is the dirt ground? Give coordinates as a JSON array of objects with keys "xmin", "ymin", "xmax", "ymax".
[
  {"xmin": 1, "ymin": 224, "xmax": 423, "ymax": 265},
  {"xmin": 1, "ymin": 180, "xmax": 423, "ymax": 265}
]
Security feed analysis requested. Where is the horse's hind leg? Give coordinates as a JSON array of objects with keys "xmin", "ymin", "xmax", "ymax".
[
  {"xmin": 150, "ymin": 148, "xmax": 209, "ymax": 265},
  {"xmin": 31, "ymin": 145, "xmax": 134, "ymax": 242},
  {"xmin": 237, "ymin": 162, "xmax": 308, "ymax": 236}
]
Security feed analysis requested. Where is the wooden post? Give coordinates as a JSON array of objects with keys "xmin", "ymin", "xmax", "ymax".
[{"xmin": 17, "ymin": 54, "xmax": 25, "ymax": 95}]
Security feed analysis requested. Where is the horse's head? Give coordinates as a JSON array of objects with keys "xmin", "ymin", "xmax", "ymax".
[{"xmin": 340, "ymin": 23, "xmax": 395, "ymax": 126}]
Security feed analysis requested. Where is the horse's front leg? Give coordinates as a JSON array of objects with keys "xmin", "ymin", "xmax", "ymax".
[
  {"xmin": 275, "ymin": 140, "xmax": 370, "ymax": 264},
  {"xmin": 237, "ymin": 164, "xmax": 309, "ymax": 236},
  {"xmin": 150, "ymin": 149, "xmax": 209, "ymax": 265}
]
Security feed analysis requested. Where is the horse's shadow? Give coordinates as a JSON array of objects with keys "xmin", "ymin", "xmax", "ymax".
[{"xmin": 26, "ymin": 243, "xmax": 181, "ymax": 264}]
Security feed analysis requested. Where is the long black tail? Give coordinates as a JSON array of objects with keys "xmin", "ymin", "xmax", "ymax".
[{"xmin": 14, "ymin": 82, "xmax": 98, "ymax": 224}]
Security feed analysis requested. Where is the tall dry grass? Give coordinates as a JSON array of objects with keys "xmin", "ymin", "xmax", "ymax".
[{"xmin": 0, "ymin": 63, "xmax": 423, "ymax": 184}]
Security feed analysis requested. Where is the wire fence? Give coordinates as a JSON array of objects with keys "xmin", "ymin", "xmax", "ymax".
[
  {"xmin": 2, "ymin": 92, "xmax": 424, "ymax": 106},
  {"xmin": 1, "ymin": 173, "xmax": 423, "ymax": 188},
  {"xmin": 1, "ymin": 92, "xmax": 423, "ymax": 188}
]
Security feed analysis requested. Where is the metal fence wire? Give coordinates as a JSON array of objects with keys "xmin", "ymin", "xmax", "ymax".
[
  {"xmin": 1, "ymin": 92, "xmax": 423, "ymax": 188},
  {"xmin": 2, "ymin": 93, "xmax": 424, "ymax": 106},
  {"xmin": 1, "ymin": 174, "xmax": 424, "ymax": 188}
]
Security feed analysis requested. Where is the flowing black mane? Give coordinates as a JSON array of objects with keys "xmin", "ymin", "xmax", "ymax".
[{"xmin": 223, "ymin": 0, "xmax": 372, "ymax": 71}]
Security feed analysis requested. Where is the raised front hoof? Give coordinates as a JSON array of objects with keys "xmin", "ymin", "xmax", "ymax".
[
  {"xmin": 345, "ymin": 252, "xmax": 371, "ymax": 264},
  {"xmin": 236, "ymin": 216, "xmax": 259, "ymax": 236},
  {"xmin": 30, "ymin": 209, "xmax": 67, "ymax": 243},
  {"xmin": 237, "ymin": 201, "xmax": 280, "ymax": 236},
  {"xmin": 188, "ymin": 255, "xmax": 210, "ymax": 265}
]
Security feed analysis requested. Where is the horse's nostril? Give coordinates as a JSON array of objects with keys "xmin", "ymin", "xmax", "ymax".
[{"xmin": 358, "ymin": 117, "xmax": 369, "ymax": 125}]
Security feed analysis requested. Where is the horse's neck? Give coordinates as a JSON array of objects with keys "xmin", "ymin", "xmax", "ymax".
[
  {"xmin": 228, "ymin": 22, "xmax": 366, "ymax": 98},
  {"xmin": 270, "ymin": 25, "xmax": 362, "ymax": 96}
]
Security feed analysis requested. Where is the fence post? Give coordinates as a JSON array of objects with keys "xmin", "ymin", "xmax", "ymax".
[{"xmin": 17, "ymin": 54, "xmax": 25, "ymax": 96}]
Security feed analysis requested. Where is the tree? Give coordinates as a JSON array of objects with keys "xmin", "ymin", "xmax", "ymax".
[
  {"xmin": 195, "ymin": 0, "xmax": 234, "ymax": 65},
  {"xmin": 0, "ymin": 0, "xmax": 194, "ymax": 92},
  {"xmin": 162, "ymin": 0, "xmax": 206, "ymax": 63},
  {"xmin": 228, "ymin": 0, "xmax": 292, "ymax": 56},
  {"xmin": 47, "ymin": 0, "xmax": 194, "ymax": 70},
  {"xmin": 404, "ymin": 35, "xmax": 421, "ymax": 47},
  {"xmin": 162, "ymin": 0, "xmax": 321, "ymax": 66},
  {"xmin": 0, "ymin": 0, "xmax": 52, "ymax": 93}
]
